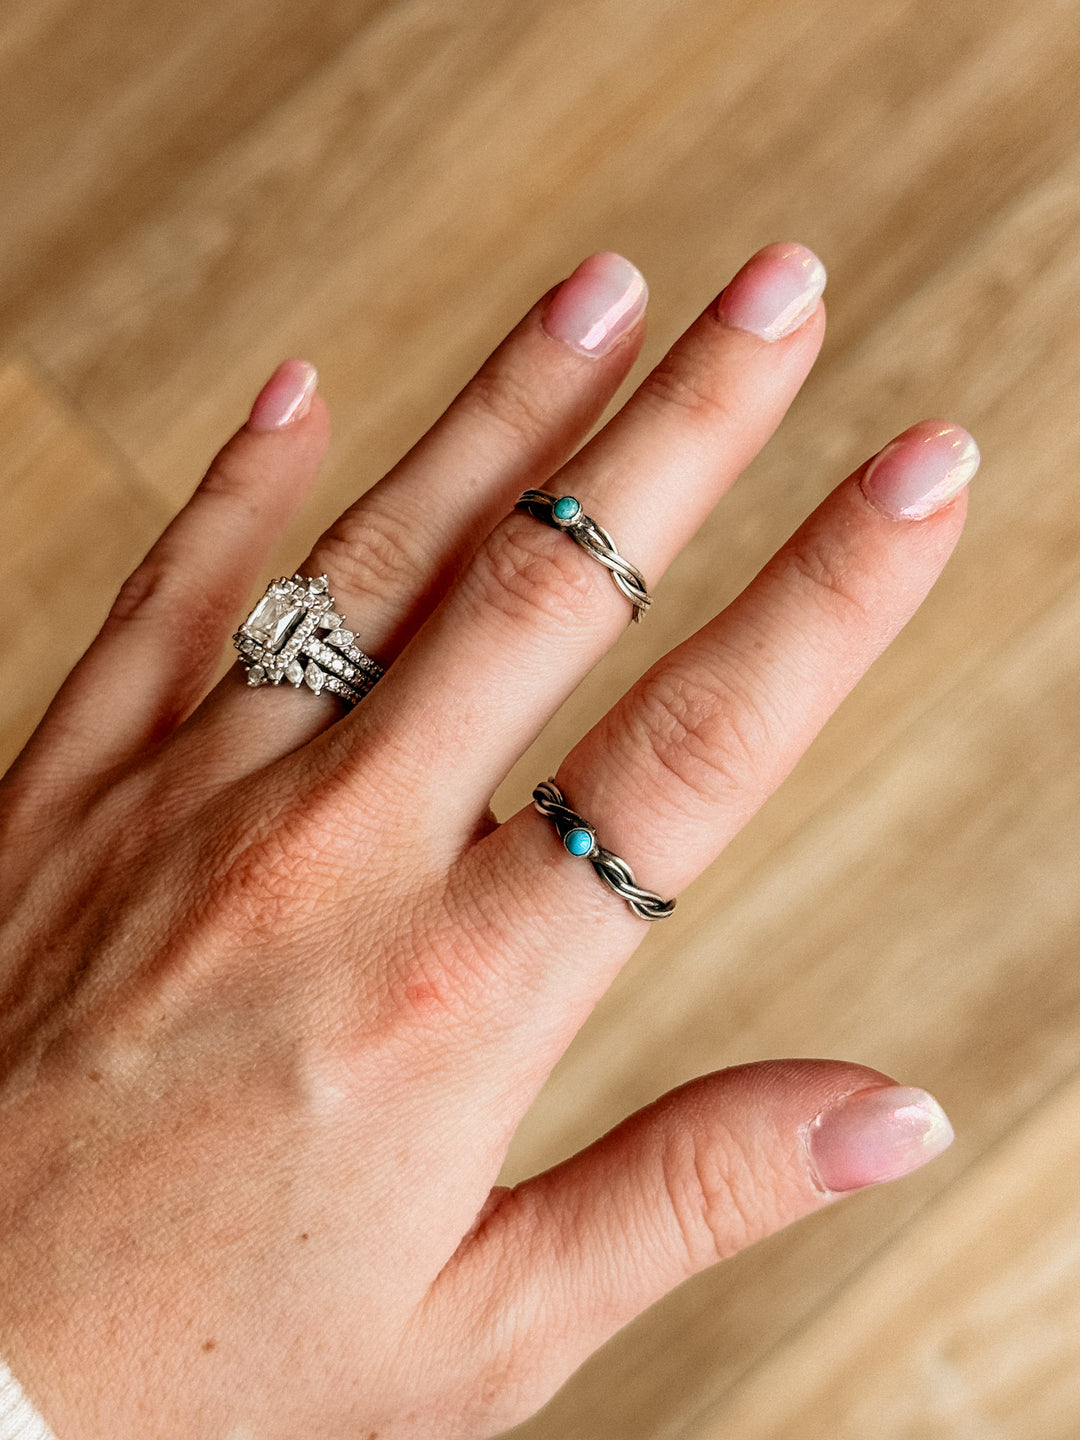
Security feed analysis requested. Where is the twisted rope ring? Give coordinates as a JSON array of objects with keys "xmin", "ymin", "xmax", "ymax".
[
  {"xmin": 515, "ymin": 489, "xmax": 652, "ymax": 622},
  {"xmin": 532, "ymin": 779, "xmax": 676, "ymax": 922}
]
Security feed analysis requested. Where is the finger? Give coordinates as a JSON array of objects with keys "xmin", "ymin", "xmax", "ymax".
[
  {"xmin": 12, "ymin": 360, "xmax": 327, "ymax": 788},
  {"xmin": 427, "ymin": 1061, "xmax": 954, "ymax": 1427},
  {"xmin": 341, "ymin": 242, "xmax": 828, "ymax": 837},
  {"xmin": 489, "ymin": 418, "xmax": 979, "ymax": 952},
  {"xmin": 187, "ymin": 253, "xmax": 649, "ymax": 763}
]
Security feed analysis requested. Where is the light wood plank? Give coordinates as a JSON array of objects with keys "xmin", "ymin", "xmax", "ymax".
[{"xmin": 0, "ymin": 357, "xmax": 166, "ymax": 771}]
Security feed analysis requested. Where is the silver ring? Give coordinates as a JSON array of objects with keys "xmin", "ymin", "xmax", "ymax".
[
  {"xmin": 515, "ymin": 489, "xmax": 652, "ymax": 622},
  {"xmin": 233, "ymin": 573, "xmax": 383, "ymax": 708},
  {"xmin": 532, "ymin": 779, "xmax": 675, "ymax": 922}
]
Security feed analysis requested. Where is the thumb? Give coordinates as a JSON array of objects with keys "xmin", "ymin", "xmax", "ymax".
[{"xmin": 435, "ymin": 1060, "xmax": 953, "ymax": 1423}]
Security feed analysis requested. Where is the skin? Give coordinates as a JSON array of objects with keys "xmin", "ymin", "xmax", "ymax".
[{"xmin": 0, "ymin": 246, "xmax": 968, "ymax": 1439}]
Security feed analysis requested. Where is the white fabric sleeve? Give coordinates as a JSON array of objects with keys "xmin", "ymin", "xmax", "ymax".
[{"xmin": 0, "ymin": 1358, "xmax": 57, "ymax": 1440}]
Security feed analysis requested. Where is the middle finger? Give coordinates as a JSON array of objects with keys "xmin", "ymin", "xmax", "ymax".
[{"xmin": 336, "ymin": 241, "xmax": 828, "ymax": 840}]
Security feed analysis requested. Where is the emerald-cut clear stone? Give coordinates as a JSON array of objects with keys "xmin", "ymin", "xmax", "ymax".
[
  {"xmin": 247, "ymin": 591, "xmax": 304, "ymax": 652},
  {"xmin": 553, "ymin": 495, "xmax": 581, "ymax": 523}
]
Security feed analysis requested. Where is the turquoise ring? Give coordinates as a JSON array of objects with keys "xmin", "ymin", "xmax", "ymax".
[
  {"xmin": 515, "ymin": 489, "xmax": 652, "ymax": 622},
  {"xmin": 532, "ymin": 779, "xmax": 676, "ymax": 922}
]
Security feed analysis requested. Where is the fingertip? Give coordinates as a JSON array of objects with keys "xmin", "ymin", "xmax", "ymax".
[
  {"xmin": 803, "ymin": 1083, "xmax": 955, "ymax": 1195},
  {"xmin": 541, "ymin": 251, "xmax": 649, "ymax": 358},
  {"xmin": 715, "ymin": 241, "xmax": 827, "ymax": 342},
  {"xmin": 859, "ymin": 418, "xmax": 980, "ymax": 522},
  {"xmin": 246, "ymin": 358, "xmax": 319, "ymax": 433}
]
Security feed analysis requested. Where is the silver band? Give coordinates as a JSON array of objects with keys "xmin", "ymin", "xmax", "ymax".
[
  {"xmin": 233, "ymin": 573, "xmax": 383, "ymax": 708},
  {"xmin": 532, "ymin": 779, "xmax": 676, "ymax": 922},
  {"xmin": 515, "ymin": 490, "xmax": 652, "ymax": 622}
]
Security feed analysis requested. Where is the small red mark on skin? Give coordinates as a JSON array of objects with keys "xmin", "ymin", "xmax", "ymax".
[
  {"xmin": 88, "ymin": 1071, "xmax": 102, "ymax": 1083},
  {"xmin": 299, "ymin": 1233, "xmax": 309, "ymax": 1242},
  {"xmin": 404, "ymin": 982, "xmax": 442, "ymax": 1008},
  {"xmin": 202, "ymin": 1339, "xmax": 216, "ymax": 1353}
]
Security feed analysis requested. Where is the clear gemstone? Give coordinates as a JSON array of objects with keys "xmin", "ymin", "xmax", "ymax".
[
  {"xmin": 311, "ymin": 575, "xmax": 329, "ymax": 593},
  {"xmin": 285, "ymin": 660, "xmax": 304, "ymax": 686},
  {"xmin": 246, "ymin": 591, "xmax": 305, "ymax": 652},
  {"xmin": 319, "ymin": 611, "xmax": 342, "ymax": 630},
  {"xmin": 305, "ymin": 661, "xmax": 325, "ymax": 693},
  {"xmin": 246, "ymin": 664, "xmax": 266, "ymax": 685},
  {"xmin": 327, "ymin": 628, "xmax": 354, "ymax": 648}
]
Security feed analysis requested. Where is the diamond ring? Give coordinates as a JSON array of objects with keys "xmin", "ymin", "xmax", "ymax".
[{"xmin": 233, "ymin": 573, "xmax": 383, "ymax": 708}]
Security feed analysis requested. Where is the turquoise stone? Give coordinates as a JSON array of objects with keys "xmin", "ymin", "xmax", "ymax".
[
  {"xmin": 553, "ymin": 495, "xmax": 581, "ymax": 523},
  {"xmin": 564, "ymin": 827, "xmax": 593, "ymax": 856}
]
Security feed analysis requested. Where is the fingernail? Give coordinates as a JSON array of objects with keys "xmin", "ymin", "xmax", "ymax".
[
  {"xmin": 860, "ymin": 419, "xmax": 981, "ymax": 521},
  {"xmin": 715, "ymin": 241, "xmax": 827, "ymax": 341},
  {"xmin": 542, "ymin": 251, "xmax": 648, "ymax": 357},
  {"xmin": 805, "ymin": 1085, "xmax": 955, "ymax": 1193},
  {"xmin": 247, "ymin": 358, "xmax": 318, "ymax": 431}
]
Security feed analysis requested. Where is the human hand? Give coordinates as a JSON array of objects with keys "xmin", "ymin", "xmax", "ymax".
[{"xmin": 0, "ymin": 243, "xmax": 974, "ymax": 1439}]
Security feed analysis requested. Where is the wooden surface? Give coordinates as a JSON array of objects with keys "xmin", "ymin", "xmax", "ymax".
[{"xmin": 2, "ymin": 1, "xmax": 1078, "ymax": 1434}]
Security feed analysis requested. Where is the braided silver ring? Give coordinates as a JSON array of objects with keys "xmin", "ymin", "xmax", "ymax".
[
  {"xmin": 233, "ymin": 573, "xmax": 383, "ymax": 709},
  {"xmin": 532, "ymin": 779, "xmax": 675, "ymax": 922},
  {"xmin": 515, "ymin": 489, "xmax": 652, "ymax": 622}
]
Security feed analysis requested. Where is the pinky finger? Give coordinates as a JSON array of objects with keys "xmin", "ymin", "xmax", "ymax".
[{"xmin": 13, "ymin": 359, "xmax": 327, "ymax": 788}]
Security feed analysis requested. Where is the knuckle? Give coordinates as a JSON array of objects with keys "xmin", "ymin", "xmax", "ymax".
[
  {"xmin": 465, "ymin": 512, "xmax": 607, "ymax": 632},
  {"xmin": 628, "ymin": 663, "xmax": 774, "ymax": 809},
  {"xmin": 779, "ymin": 539, "xmax": 873, "ymax": 629},
  {"xmin": 109, "ymin": 550, "xmax": 192, "ymax": 628},
  {"xmin": 109, "ymin": 554, "xmax": 172, "ymax": 625},
  {"xmin": 198, "ymin": 796, "xmax": 354, "ymax": 946},
  {"xmin": 107, "ymin": 554, "xmax": 224, "ymax": 676},
  {"xmin": 636, "ymin": 350, "xmax": 738, "ymax": 431},
  {"xmin": 314, "ymin": 500, "xmax": 427, "ymax": 611},
  {"xmin": 200, "ymin": 442, "xmax": 264, "ymax": 511},
  {"xmin": 660, "ymin": 1118, "xmax": 759, "ymax": 1271},
  {"xmin": 457, "ymin": 362, "xmax": 555, "ymax": 450}
]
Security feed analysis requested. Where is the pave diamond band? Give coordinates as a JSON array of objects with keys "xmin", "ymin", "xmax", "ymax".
[
  {"xmin": 532, "ymin": 779, "xmax": 676, "ymax": 922},
  {"xmin": 515, "ymin": 489, "xmax": 652, "ymax": 622},
  {"xmin": 233, "ymin": 573, "xmax": 383, "ymax": 707}
]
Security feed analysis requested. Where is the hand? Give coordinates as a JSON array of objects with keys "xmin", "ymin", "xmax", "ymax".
[{"xmin": 0, "ymin": 243, "xmax": 973, "ymax": 1439}]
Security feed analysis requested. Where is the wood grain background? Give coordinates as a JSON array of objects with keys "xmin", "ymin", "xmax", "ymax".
[{"xmin": 2, "ymin": 1, "xmax": 1078, "ymax": 1435}]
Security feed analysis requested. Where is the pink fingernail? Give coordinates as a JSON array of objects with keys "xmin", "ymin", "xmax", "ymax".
[
  {"xmin": 805, "ymin": 1085, "xmax": 954, "ymax": 1193},
  {"xmin": 715, "ymin": 241, "xmax": 827, "ymax": 341},
  {"xmin": 542, "ymin": 251, "xmax": 648, "ymax": 357},
  {"xmin": 860, "ymin": 419, "xmax": 981, "ymax": 521},
  {"xmin": 247, "ymin": 358, "xmax": 318, "ymax": 431}
]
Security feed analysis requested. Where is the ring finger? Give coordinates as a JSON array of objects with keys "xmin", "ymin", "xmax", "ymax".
[
  {"xmin": 474, "ymin": 418, "xmax": 978, "ymax": 1037},
  {"xmin": 183, "ymin": 251, "xmax": 651, "ymax": 770}
]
